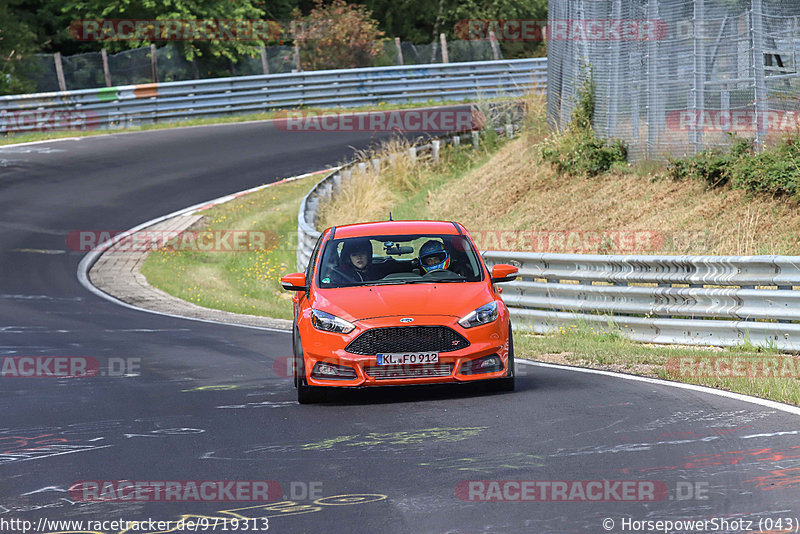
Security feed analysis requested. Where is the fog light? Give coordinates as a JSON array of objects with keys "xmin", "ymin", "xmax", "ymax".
[
  {"xmin": 311, "ymin": 362, "xmax": 357, "ymax": 380},
  {"xmin": 460, "ymin": 354, "xmax": 503, "ymax": 375}
]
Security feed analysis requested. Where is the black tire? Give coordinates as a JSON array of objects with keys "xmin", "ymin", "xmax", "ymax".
[
  {"xmin": 297, "ymin": 377, "xmax": 325, "ymax": 404},
  {"xmin": 293, "ymin": 330, "xmax": 327, "ymax": 403},
  {"xmin": 495, "ymin": 322, "xmax": 516, "ymax": 392},
  {"xmin": 292, "ymin": 327, "xmax": 303, "ymax": 389}
]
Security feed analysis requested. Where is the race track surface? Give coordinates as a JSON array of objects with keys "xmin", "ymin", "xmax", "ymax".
[{"xmin": 1, "ymin": 120, "xmax": 799, "ymax": 534}]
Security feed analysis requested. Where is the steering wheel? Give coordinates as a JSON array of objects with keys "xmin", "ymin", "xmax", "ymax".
[{"xmin": 330, "ymin": 267, "xmax": 358, "ymax": 283}]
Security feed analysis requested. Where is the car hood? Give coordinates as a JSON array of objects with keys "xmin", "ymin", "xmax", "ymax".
[{"xmin": 314, "ymin": 282, "xmax": 493, "ymax": 322}]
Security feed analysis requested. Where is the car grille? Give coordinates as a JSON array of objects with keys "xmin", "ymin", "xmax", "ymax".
[
  {"xmin": 345, "ymin": 326, "xmax": 470, "ymax": 355},
  {"xmin": 364, "ymin": 363, "xmax": 454, "ymax": 380}
]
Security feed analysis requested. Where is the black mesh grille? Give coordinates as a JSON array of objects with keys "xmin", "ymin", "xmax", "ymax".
[
  {"xmin": 364, "ymin": 363, "xmax": 454, "ymax": 380},
  {"xmin": 346, "ymin": 326, "xmax": 469, "ymax": 355}
]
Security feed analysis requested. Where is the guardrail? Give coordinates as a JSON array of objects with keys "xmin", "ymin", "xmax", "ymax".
[
  {"xmin": 297, "ymin": 129, "xmax": 490, "ymax": 270},
  {"xmin": 482, "ymin": 251, "xmax": 800, "ymax": 351},
  {"xmin": 0, "ymin": 58, "xmax": 546, "ymax": 134}
]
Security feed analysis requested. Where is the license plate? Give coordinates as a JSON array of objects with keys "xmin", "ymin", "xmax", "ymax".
[{"xmin": 376, "ymin": 352, "xmax": 439, "ymax": 365}]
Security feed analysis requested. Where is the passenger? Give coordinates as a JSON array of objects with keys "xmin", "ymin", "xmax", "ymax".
[{"xmin": 330, "ymin": 239, "xmax": 379, "ymax": 283}]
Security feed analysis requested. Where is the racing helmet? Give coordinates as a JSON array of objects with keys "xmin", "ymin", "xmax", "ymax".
[{"xmin": 419, "ymin": 240, "xmax": 450, "ymax": 273}]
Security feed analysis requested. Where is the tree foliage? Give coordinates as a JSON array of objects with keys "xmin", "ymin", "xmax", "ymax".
[
  {"xmin": 58, "ymin": 0, "xmax": 273, "ymax": 63},
  {"xmin": 292, "ymin": 0, "xmax": 384, "ymax": 70},
  {"xmin": 0, "ymin": 0, "xmax": 37, "ymax": 94}
]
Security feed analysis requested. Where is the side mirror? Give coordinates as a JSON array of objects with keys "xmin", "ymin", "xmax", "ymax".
[
  {"xmin": 490, "ymin": 264, "xmax": 518, "ymax": 283},
  {"xmin": 280, "ymin": 272, "xmax": 308, "ymax": 291}
]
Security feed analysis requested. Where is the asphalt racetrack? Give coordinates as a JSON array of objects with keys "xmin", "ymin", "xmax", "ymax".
[{"xmin": 1, "ymin": 119, "xmax": 799, "ymax": 533}]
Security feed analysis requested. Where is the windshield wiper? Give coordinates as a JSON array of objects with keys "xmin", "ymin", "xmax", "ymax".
[{"xmin": 399, "ymin": 278, "xmax": 466, "ymax": 284}]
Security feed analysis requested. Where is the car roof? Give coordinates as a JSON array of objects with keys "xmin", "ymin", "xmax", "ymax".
[{"xmin": 330, "ymin": 220, "xmax": 463, "ymax": 239}]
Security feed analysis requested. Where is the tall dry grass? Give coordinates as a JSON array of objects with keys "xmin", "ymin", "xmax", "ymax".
[{"xmin": 316, "ymin": 136, "xmax": 437, "ymax": 228}]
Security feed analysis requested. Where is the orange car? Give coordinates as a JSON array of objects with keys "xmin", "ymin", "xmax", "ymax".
[{"xmin": 280, "ymin": 220, "xmax": 519, "ymax": 403}]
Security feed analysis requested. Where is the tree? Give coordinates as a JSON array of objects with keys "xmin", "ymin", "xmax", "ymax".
[
  {"xmin": 292, "ymin": 0, "xmax": 384, "ymax": 70},
  {"xmin": 58, "ymin": 0, "xmax": 279, "ymax": 69},
  {"xmin": 0, "ymin": 0, "xmax": 36, "ymax": 94},
  {"xmin": 359, "ymin": 0, "xmax": 547, "ymax": 57}
]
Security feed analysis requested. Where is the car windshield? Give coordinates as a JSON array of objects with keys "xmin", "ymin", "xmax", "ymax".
[{"xmin": 317, "ymin": 233, "xmax": 484, "ymax": 288}]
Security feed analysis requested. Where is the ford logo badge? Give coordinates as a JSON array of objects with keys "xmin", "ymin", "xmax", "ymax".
[{"xmin": 400, "ymin": 318, "xmax": 414, "ymax": 323}]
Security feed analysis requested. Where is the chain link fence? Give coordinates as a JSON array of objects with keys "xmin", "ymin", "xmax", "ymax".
[
  {"xmin": 21, "ymin": 39, "xmax": 500, "ymax": 94},
  {"xmin": 547, "ymin": 0, "xmax": 800, "ymax": 161}
]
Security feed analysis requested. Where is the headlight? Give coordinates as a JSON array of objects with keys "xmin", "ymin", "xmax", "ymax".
[
  {"xmin": 311, "ymin": 309, "xmax": 355, "ymax": 334},
  {"xmin": 458, "ymin": 301, "xmax": 499, "ymax": 328}
]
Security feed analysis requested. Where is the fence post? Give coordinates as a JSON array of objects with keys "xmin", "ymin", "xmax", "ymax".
[
  {"xmin": 646, "ymin": 0, "xmax": 660, "ymax": 159},
  {"xmin": 692, "ymin": 0, "xmax": 706, "ymax": 154},
  {"xmin": 432, "ymin": 140, "xmax": 440, "ymax": 163},
  {"xmin": 54, "ymin": 52, "xmax": 66, "ymax": 92},
  {"xmin": 721, "ymin": 88, "xmax": 730, "ymax": 133},
  {"xmin": 505, "ymin": 124, "xmax": 514, "ymax": 139},
  {"xmin": 371, "ymin": 158, "xmax": 381, "ymax": 172},
  {"xmin": 150, "ymin": 44, "xmax": 159, "ymax": 83},
  {"xmin": 471, "ymin": 131, "xmax": 479, "ymax": 149},
  {"xmin": 408, "ymin": 147, "xmax": 417, "ymax": 162},
  {"xmin": 453, "ymin": 135, "xmax": 461, "ymax": 147},
  {"xmin": 395, "ymin": 37, "xmax": 404, "ymax": 65},
  {"xmin": 488, "ymin": 31, "xmax": 500, "ymax": 60},
  {"xmin": 260, "ymin": 45, "xmax": 270, "ymax": 75},
  {"xmin": 294, "ymin": 42, "xmax": 301, "ymax": 72},
  {"xmin": 357, "ymin": 162, "xmax": 367, "ymax": 174},
  {"xmin": 440, "ymin": 33, "xmax": 449, "ymax": 63},
  {"xmin": 752, "ymin": 0, "xmax": 767, "ymax": 148},
  {"xmin": 101, "ymin": 48, "xmax": 112, "ymax": 87},
  {"xmin": 607, "ymin": 0, "xmax": 622, "ymax": 141}
]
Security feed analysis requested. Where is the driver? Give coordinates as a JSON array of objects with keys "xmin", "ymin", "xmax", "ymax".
[
  {"xmin": 331, "ymin": 238, "xmax": 378, "ymax": 283},
  {"xmin": 418, "ymin": 240, "xmax": 450, "ymax": 273}
]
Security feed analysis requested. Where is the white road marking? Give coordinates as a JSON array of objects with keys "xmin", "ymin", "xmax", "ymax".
[{"xmin": 518, "ymin": 360, "xmax": 800, "ymax": 417}]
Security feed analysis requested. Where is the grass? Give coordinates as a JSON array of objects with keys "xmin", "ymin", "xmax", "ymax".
[
  {"xmin": 140, "ymin": 175, "xmax": 315, "ymax": 321},
  {"xmin": 317, "ymin": 134, "xmax": 507, "ymax": 228},
  {"xmin": 0, "ymin": 98, "xmax": 481, "ymax": 147},
  {"xmin": 515, "ymin": 322, "xmax": 800, "ymax": 406}
]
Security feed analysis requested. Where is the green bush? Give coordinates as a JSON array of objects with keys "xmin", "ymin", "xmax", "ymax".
[
  {"xmin": 540, "ymin": 127, "xmax": 627, "ymax": 177},
  {"xmin": 540, "ymin": 69, "xmax": 628, "ymax": 177},
  {"xmin": 731, "ymin": 137, "xmax": 800, "ymax": 196},
  {"xmin": 668, "ymin": 134, "xmax": 800, "ymax": 197}
]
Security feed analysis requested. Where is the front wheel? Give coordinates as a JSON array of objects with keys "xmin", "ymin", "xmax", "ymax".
[
  {"xmin": 494, "ymin": 322, "xmax": 516, "ymax": 392},
  {"xmin": 297, "ymin": 378, "xmax": 327, "ymax": 404},
  {"xmin": 293, "ymin": 329, "xmax": 327, "ymax": 403}
]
